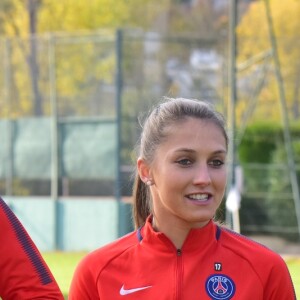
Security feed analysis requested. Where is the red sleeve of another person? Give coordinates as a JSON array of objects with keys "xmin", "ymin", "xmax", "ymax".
[{"xmin": 0, "ymin": 197, "xmax": 64, "ymax": 300}]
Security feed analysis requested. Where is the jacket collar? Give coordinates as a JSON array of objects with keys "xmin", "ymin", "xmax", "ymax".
[{"xmin": 137, "ymin": 216, "xmax": 221, "ymax": 254}]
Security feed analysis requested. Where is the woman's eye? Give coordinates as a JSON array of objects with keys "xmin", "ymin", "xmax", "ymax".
[
  {"xmin": 209, "ymin": 160, "xmax": 224, "ymax": 167},
  {"xmin": 176, "ymin": 159, "xmax": 192, "ymax": 166}
]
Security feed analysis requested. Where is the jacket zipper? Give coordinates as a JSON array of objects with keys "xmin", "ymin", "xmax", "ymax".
[{"xmin": 176, "ymin": 249, "xmax": 183, "ymax": 300}]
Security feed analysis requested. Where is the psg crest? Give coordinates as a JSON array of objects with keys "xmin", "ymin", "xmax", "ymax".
[{"xmin": 205, "ymin": 274, "xmax": 235, "ymax": 300}]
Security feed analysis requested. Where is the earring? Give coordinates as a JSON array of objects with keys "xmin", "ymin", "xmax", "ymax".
[{"xmin": 146, "ymin": 179, "xmax": 153, "ymax": 186}]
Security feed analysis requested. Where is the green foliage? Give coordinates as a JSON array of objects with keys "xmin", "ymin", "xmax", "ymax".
[
  {"xmin": 239, "ymin": 122, "xmax": 300, "ymax": 241},
  {"xmin": 265, "ymin": 136, "xmax": 300, "ymax": 241},
  {"xmin": 238, "ymin": 122, "xmax": 282, "ymax": 164}
]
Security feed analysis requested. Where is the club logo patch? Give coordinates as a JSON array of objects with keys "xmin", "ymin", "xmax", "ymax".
[{"xmin": 205, "ymin": 274, "xmax": 235, "ymax": 300}]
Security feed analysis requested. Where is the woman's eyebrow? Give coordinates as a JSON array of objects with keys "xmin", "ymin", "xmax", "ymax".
[
  {"xmin": 174, "ymin": 148, "xmax": 227, "ymax": 154},
  {"xmin": 174, "ymin": 148, "xmax": 195, "ymax": 153},
  {"xmin": 212, "ymin": 150, "xmax": 227, "ymax": 155}
]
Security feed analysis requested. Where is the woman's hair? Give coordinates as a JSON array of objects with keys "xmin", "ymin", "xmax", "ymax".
[{"xmin": 132, "ymin": 97, "xmax": 228, "ymax": 228}]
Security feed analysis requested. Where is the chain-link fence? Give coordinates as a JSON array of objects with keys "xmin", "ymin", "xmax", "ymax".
[
  {"xmin": 0, "ymin": 29, "xmax": 299, "ymax": 240},
  {"xmin": 0, "ymin": 30, "xmax": 226, "ymax": 198},
  {"xmin": 240, "ymin": 163, "xmax": 299, "ymax": 240}
]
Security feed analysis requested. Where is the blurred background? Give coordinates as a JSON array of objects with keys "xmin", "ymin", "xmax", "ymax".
[{"xmin": 0, "ymin": 0, "xmax": 300, "ymax": 256}]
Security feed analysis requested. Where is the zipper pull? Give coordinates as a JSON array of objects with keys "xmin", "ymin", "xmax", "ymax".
[{"xmin": 177, "ymin": 249, "xmax": 182, "ymax": 256}]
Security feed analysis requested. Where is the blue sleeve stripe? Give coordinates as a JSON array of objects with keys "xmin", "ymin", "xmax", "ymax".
[
  {"xmin": 137, "ymin": 227, "xmax": 143, "ymax": 242},
  {"xmin": 0, "ymin": 198, "xmax": 53, "ymax": 285},
  {"xmin": 216, "ymin": 225, "xmax": 221, "ymax": 241}
]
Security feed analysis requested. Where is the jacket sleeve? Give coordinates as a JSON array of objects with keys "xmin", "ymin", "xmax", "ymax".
[
  {"xmin": 264, "ymin": 255, "xmax": 296, "ymax": 300},
  {"xmin": 0, "ymin": 197, "xmax": 64, "ymax": 300}
]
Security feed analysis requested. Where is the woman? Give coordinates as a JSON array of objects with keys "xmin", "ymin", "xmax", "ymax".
[{"xmin": 69, "ymin": 98, "xmax": 295, "ymax": 299}]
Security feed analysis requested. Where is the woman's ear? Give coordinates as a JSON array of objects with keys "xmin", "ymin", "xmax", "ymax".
[{"xmin": 137, "ymin": 158, "xmax": 151, "ymax": 184}]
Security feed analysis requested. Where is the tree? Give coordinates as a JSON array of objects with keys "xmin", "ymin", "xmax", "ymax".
[
  {"xmin": 0, "ymin": 0, "xmax": 168, "ymax": 117},
  {"xmin": 0, "ymin": 0, "xmax": 228, "ymax": 118},
  {"xmin": 236, "ymin": 0, "xmax": 300, "ymax": 122}
]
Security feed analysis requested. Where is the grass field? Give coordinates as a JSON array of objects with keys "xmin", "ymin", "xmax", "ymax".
[
  {"xmin": 43, "ymin": 252, "xmax": 300, "ymax": 298},
  {"xmin": 286, "ymin": 257, "xmax": 300, "ymax": 297},
  {"xmin": 43, "ymin": 252, "xmax": 87, "ymax": 299}
]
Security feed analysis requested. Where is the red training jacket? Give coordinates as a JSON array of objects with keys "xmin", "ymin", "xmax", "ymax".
[
  {"xmin": 69, "ymin": 217, "xmax": 296, "ymax": 300},
  {"xmin": 0, "ymin": 197, "xmax": 64, "ymax": 300}
]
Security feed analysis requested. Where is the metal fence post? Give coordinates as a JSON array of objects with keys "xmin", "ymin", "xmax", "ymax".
[
  {"xmin": 4, "ymin": 38, "xmax": 13, "ymax": 196},
  {"xmin": 49, "ymin": 34, "xmax": 59, "ymax": 249},
  {"xmin": 226, "ymin": 0, "xmax": 238, "ymax": 230},
  {"xmin": 115, "ymin": 29, "xmax": 131, "ymax": 237}
]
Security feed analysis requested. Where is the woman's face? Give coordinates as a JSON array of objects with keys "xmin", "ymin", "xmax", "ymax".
[{"xmin": 139, "ymin": 117, "xmax": 227, "ymax": 230}]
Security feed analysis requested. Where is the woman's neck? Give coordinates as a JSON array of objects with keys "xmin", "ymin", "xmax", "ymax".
[{"xmin": 152, "ymin": 216, "xmax": 209, "ymax": 249}]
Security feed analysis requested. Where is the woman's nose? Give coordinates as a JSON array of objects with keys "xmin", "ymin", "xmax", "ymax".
[{"xmin": 193, "ymin": 164, "xmax": 211, "ymax": 186}]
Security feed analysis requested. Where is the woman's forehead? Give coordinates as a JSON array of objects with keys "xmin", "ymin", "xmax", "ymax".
[
  {"xmin": 164, "ymin": 117, "xmax": 223, "ymax": 136},
  {"xmin": 158, "ymin": 118, "xmax": 227, "ymax": 150}
]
